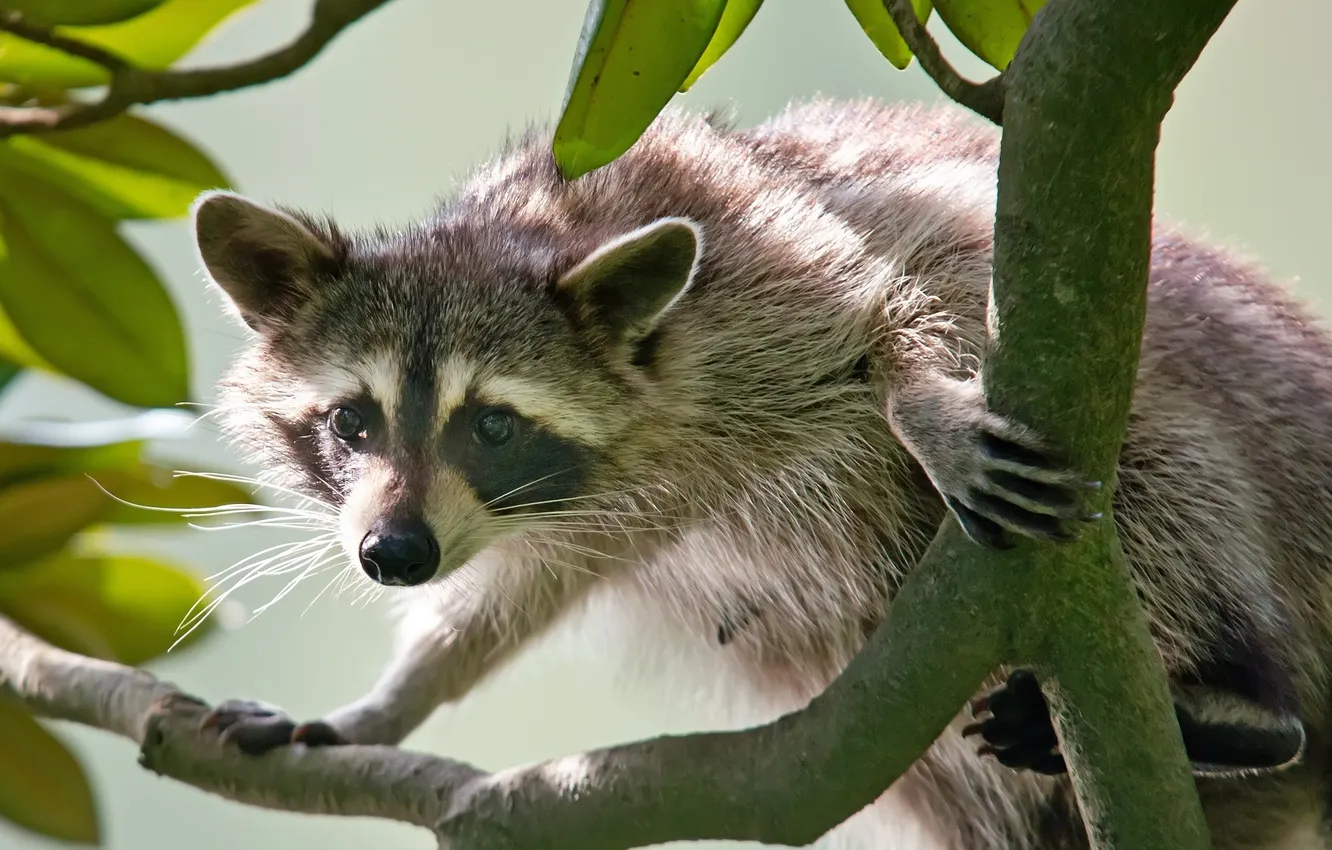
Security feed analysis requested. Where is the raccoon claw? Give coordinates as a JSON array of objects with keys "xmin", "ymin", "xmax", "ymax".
[
  {"xmin": 965, "ymin": 669, "xmax": 1068, "ymax": 777},
  {"xmin": 948, "ymin": 429, "xmax": 1098, "ymax": 548},
  {"xmin": 201, "ymin": 699, "xmax": 346, "ymax": 755}
]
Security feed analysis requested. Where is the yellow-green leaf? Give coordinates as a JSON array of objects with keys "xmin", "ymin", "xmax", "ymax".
[
  {"xmin": 679, "ymin": 0, "xmax": 764, "ymax": 92},
  {"xmin": 0, "ymin": 473, "xmax": 111, "ymax": 566},
  {"xmin": 0, "ymin": 0, "xmax": 259, "ymax": 88},
  {"xmin": 0, "ymin": 112, "xmax": 231, "ymax": 220},
  {"xmin": 0, "ymin": 701, "xmax": 99, "ymax": 844},
  {"xmin": 2, "ymin": 0, "xmax": 166, "ymax": 27},
  {"xmin": 845, "ymin": 0, "xmax": 932, "ymax": 70},
  {"xmin": 0, "ymin": 169, "xmax": 189, "ymax": 408},
  {"xmin": 555, "ymin": 0, "xmax": 728, "ymax": 179},
  {"xmin": 0, "ymin": 552, "xmax": 213, "ymax": 664},
  {"xmin": 933, "ymin": 0, "xmax": 1045, "ymax": 71},
  {"xmin": 0, "ymin": 441, "xmax": 140, "ymax": 489}
]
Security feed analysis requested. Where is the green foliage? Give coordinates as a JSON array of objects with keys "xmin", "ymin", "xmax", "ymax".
[
  {"xmin": 845, "ymin": 0, "xmax": 932, "ymax": 70},
  {"xmin": 1, "ymin": 1, "xmax": 167, "ymax": 28},
  {"xmin": 555, "ymin": 0, "xmax": 1046, "ymax": 177},
  {"xmin": 554, "ymin": 0, "xmax": 729, "ymax": 178},
  {"xmin": 0, "ymin": 416, "xmax": 255, "ymax": 844},
  {"xmin": 0, "ymin": 1, "xmax": 258, "ymax": 843},
  {"xmin": 0, "ymin": 699, "xmax": 99, "ymax": 844},
  {"xmin": 933, "ymin": 0, "xmax": 1046, "ymax": 70},
  {"xmin": 678, "ymin": 0, "xmax": 763, "ymax": 92}
]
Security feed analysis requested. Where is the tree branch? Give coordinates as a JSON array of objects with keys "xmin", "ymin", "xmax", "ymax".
[
  {"xmin": 985, "ymin": 0, "xmax": 1238, "ymax": 847},
  {"xmin": 0, "ymin": 10, "xmax": 129, "ymax": 71},
  {"xmin": 883, "ymin": 0, "xmax": 1005, "ymax": 125},
  {"xmin": 0, "ymin": 522, "xmax": 1009, "ymax": 849},
  {"xmin": 0, "ymin": 0, "xmax": 398, "ymax": 138}
]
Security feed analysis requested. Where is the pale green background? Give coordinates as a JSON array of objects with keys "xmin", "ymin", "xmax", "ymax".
[{"xmin": 4, "ymin": 1, "xmax": 1331, "ymax": 848}]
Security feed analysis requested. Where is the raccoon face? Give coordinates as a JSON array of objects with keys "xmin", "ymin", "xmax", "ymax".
[{"xmin": 192, "ymin": 191, "xmax": 699, "ymax": 588}]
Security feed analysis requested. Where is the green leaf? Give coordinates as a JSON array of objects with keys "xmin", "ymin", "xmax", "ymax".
[
  {"xmin": 933, "ymin": 0, "xmax": 1045, "ymax": 70},
  {"xmin": 0, "ymin": 112, "xmax": 231, "ymax": 220},
  {"xmin": 0, "ymin": 473, "xmax": 112, "ymax": 566},
  {"xmin": 845, "ymin": 0, "xmax": 932, "ymax": 70},
  {"xmin": 0, "ymin": 362, "xmax": 21, "ymax": 397},
  {"xmin": 555, "ymin": 0, "xmax": 728, "ymax": 179},
  {"xmin": 0, "ymin": 701, "xmax": 99, "ymax": 844},
  {"xmin": 0, "ymin": 168, "xmax": 190, "ymax": 408},
  {"xmin": 678, "ymin": 0, "xmax": 763, "ymax": 92},
  {"xmin": 0, "ymin": 552, "xmax": 214, "ymax": 664},
  {"xmin": 2, "ymin": 0, "xmax": 166, "ymax": 27},
  {"xmin": 0, "ymin": 0, "xmax": 259, "ymax": 88}
]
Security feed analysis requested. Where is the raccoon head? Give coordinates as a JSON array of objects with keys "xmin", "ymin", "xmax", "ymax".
[{"xmin": 192, "ymin": 190, "xmax": 700, "ymax": 588}]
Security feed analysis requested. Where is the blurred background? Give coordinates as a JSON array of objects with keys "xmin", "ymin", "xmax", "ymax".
[{"xmin": 4, "ymin": 0, "xmax": 1329, "ymax": 847}]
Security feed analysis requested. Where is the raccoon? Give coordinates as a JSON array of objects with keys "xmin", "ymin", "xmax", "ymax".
[{"xmin": 191, "ymin": 99, "xmax": 1332, "ymax": 850}]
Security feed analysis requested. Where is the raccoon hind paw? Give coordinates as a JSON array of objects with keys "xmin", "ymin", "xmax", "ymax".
[{"xmin": 964, "ymin": 669, "xmax": 1067, "ymax": 776}]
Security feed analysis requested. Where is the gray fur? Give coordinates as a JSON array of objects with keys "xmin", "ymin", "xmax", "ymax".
[{"xmin": 195, "ymin": 98, "xmax": 1332, "ymax": 850}]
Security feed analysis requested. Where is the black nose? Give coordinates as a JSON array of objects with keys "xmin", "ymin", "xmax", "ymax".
[{"xmin": 358, "ymin": 518, "xmax": 440, "ymax": 587}]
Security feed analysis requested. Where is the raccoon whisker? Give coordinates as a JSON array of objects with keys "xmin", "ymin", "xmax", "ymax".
[
  {"xmin": 172, "ymin": 470, "xmax": 339, "ymax": 513},
  {"xmin": 188, "ymin": 516, "xmax": 340, "ymax": 533},
  {"xmin": 480, "ymin": 466, "xmax": 586, "ymax": 510},
  {"xmin": 489, "ymin": 486, "xmax": 658, "ymax": 513},
  {"xmin": 254, "ymin": 538, "xmax": 342, "ymax": 617},
  {"xmin": 200, "ymin": 534, "xmax": 337, "ymax": 585},
  {"xmin": 522, "ymin": 543, "xmax": 602, "ymax": 579},
  {"xmin": 187, "ymin": 535, "xmax": 340, "ymax": 624}
]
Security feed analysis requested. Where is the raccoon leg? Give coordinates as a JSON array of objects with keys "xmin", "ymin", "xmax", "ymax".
[
  {"xmin": 884, "ymin": 374, "xmax": 1102, "ymax": 549},
  {"xmin": 963, "ymin": 668, "xmax": 1306, "ymax": 778},
  {"xmin": 203, "ymin": 555, "xmax": 599, "ymax": 754}
]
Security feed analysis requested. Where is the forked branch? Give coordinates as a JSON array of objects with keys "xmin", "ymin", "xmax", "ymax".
[{"xmin": 882, "ymin": 0, "xmax": 1005, "ymax": 125}]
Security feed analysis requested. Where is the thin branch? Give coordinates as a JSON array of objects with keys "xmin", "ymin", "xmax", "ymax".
[
  {"xmin": 0, "ymin": 614, "xmax": 476, "ymax": 830},
  {"xmin": 0, "ymin": 0, "xmax": 398, "ymax": 138},
  {"xmin": 0, "ymin": 10, "xmax": 128, "ymax": 70},
  {"xmin": 883, "ymin": 0, "xmax": 1005, "ymax": 126}
]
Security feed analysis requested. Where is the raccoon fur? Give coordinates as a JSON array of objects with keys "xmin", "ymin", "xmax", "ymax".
[{"xmin": 190, "ymin": 99, "xmax": 1332, "ymax": 850}]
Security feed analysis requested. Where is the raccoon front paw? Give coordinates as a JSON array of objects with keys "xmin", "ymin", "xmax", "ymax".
[
  {"xmin": 963, "ymin": 669, "xmax": 1067, "ymax": 776},
  {"xmin": 953, "ymin": 421, "xmax": 1104, "ymax": 548},
  {"xmin": 201, "ymin": 699, "xmax": 348, "ymax": 756}
]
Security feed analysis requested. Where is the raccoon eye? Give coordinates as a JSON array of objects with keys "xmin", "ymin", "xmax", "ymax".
[
  {"xmin": 328, "ymin": 406, "xmax": 365, "ymax": 441},
  {"xmin": 474, "ymin": 408, "xmax": 516, "ymax": 447}
]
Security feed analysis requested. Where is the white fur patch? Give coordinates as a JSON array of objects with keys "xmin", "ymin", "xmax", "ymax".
[
  {"xmin": 437, "ymin": 356, "xmax": 476, "ymax": 421},
  {"xmin": 354, "ymin": 352, "xmax": 403, "ymax": 421},
  {"xmin": 475, "ymin": 374, "xmax": 607, "ymax": 444}
]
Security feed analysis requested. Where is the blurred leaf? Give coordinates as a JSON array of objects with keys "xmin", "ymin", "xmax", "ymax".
[
  {"xmin": 0, "ymin": 0, "xmax": 259, "ymax": 88},
  {"xmin": 678, "ymin": 0, "xmax": 763, "ymax": 92},
  {"xmin": 95, "ymin": 464, "xmax": 255, "ymax": 525},
  {"xmin": 0, "ymin": 112, "xmax": 231, "ymax": 220},
  {"xmin": 0, "ymin": 362, "xmax": 20, "ymax": 396},
  {"xmin": 0, "ymin": 552, "xmax": 214, "ymax": 664},
  {"xmin": 933, "ymin": 0, "xmax": 1045, "ymax": 70},
  {"xmin": 0, "ymin": 208, "xmax": 54, "ymax": 374},
  {"xmin": 0, "ymin": 439, "xmax": 141, "ymax": 489},
  {"xmin": 845, "ymin": 0, "xmax": 932, "ymax": 70},
  {"xmin": 0, "ymin": 169, "xmax": 190, "ymax": 408},
  {"xmin": 0, "ymin": 701, "xmax": 99, "ymax": 844},
  {"xmin": 2, "ymin": 0, "xmax": 166, "ymax": 26},
  {"xmin": 0, "ymin": 473, "xmax": 111, "ymax": 565},
  {"xmin": 555, "ymin": 0, "xmax": 728, "ymax": 178}
]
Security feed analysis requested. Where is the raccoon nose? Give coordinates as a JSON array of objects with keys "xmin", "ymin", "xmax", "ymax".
[{"xmin": 358, "ymin": 518, "xmax": 440, "ymax": 587}]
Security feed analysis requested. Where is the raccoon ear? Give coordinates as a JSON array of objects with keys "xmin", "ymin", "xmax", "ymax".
[
  {"xmin": 192, "ymin": 190, "xmax": 344, "ymax": 333},
  {"xmin": 556, "ymin": 217, "xmax": 700, "ymax": 341}
]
